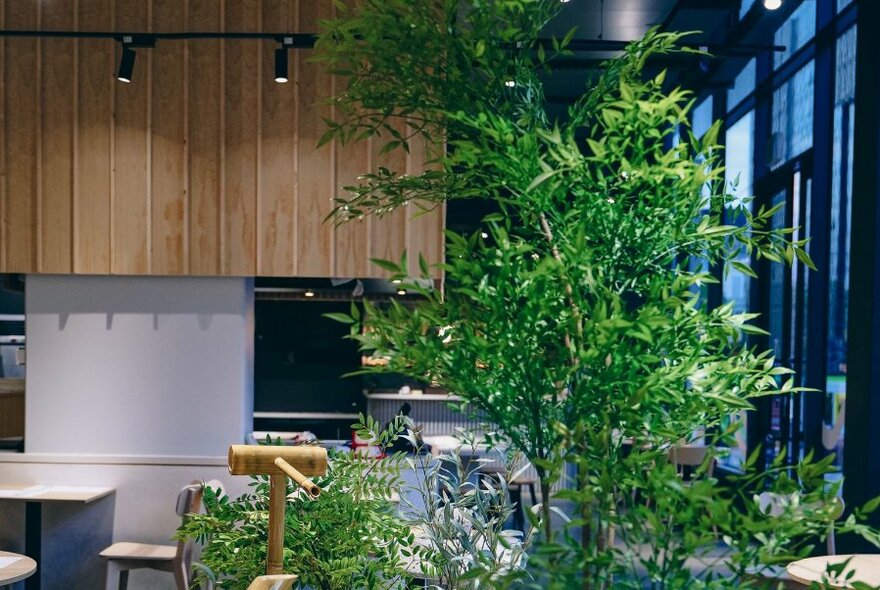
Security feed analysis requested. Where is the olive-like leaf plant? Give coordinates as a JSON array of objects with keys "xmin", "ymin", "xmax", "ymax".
[{"xmin": 313, "ymin": 2, "xmax": 880, "ymax": 588}]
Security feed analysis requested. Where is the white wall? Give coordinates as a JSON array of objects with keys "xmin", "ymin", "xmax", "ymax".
[
  {"xmin": 24, "ymin": 275, "xmax": 254, "ymax": 456},
  {"xmin": 0, "ymin": 275, "xmax": 256, "ymax": 590}
]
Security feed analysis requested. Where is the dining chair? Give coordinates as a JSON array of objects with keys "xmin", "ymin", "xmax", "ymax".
[
  {"xmin": 668, "ymin": 445, "xmax": 715, "ymax": 480},
  {"xmin": 100, "ymin": 480, "xmax": 222, "ymax": 590}
]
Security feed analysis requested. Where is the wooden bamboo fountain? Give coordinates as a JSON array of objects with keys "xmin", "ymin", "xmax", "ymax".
[{"xmin": 227, "ymin": 444, "xmax": 328, "ymax": 590}]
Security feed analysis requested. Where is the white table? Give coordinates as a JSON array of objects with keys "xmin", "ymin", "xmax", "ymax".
[
  {"xmin": 786, "ymin": 554, "xmax": 880, "ymax": 588},
  {"xmin": 0, "ymin": 550, "xmax": 37, "ymax": 586},
  {"xmin": 0, "ymin": 485, "xmax": 114, "ymax": 590}
]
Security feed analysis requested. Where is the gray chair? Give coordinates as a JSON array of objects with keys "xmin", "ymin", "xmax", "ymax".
[
  {"xmin": 100, "ymin": 480, "xmax": 220, "ymax": 590},
  {"xmin": 668, "ymin": 445, "xmax": 715, "ymax": 480}
]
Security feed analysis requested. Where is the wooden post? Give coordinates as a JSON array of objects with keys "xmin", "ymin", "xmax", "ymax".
[
  {"xmin": 226, "ymin": 445, "xmax": 328, "ymax": 576},
  {"xmin": 267, "ymin": 473, "xmax": 287, "ymax": 575}
]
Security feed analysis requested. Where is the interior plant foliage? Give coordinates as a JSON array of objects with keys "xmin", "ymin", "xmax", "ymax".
[
  {"xmin": 316, "ymin": 1, "xmax": 880, "ymax": 588},
  {"xmin": 176, "ymin": 421, "xmax": 414, "ymax": 590}
]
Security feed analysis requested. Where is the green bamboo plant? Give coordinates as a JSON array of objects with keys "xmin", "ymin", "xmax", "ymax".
[{"xmin": 314, "ymin": 1, "xmax": 880, "ymax": 588}]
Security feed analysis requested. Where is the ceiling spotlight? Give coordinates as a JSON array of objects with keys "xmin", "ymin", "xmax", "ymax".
[
  {"xmin": 117, "ymin": 43, "xmax": 136, "ymax": 83},
  {"xmin": 480, "ymin": 231, "xmax": 489, "ymax": 239},
  {"xmin": 764, "ymin": 0, "xmax": 782, "ymax": 9},
  {"xmin": 391, "ymin": 279, "xmax": 402, "ymax": 285},
  {"xmin": 397, "ymin": 289, "xmax": 407, "ymax": 296},
  {"xmin": 275, "ymin": 39, "xmax": 290, "ymax": 83},
  {"xmin": 304, "ymin": 290, "xmax": 315, "ymax": 298},
  {"xmin": 504, "ymin": 79, "xmax": 516, "ymax": 88}
]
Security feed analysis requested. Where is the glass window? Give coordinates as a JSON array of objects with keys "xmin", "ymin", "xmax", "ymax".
[
  {"xmin": 723, "ymin": 111, "xmax": 754, "ymax": 315},
  {"xmin": 770, "ymin": 61, "xmax": 814, "ymax": 170},
  {"xmin": 774, "ymin": 0, "xmax": 816, "ymax": 69},
  {"xmin": 721, "ymin": 111, "xmax": 754, "ymax": 472},
  {"xmin": 740, "ymin": 0, "xmax": 757, "ymax": 19},
  {"xmin": 825, "ymin": 26, "xmax": 857, "ymax": 471},
  {"xmin": 837, "ymin": 0, "xmax": 853, "ymax": 11},
  {"xmin": 769, "ymin": 190, "xmax": 787, "ymax": 362},
  {"xmin": 692, "ymin": 96, "xmax": 714, "ymax": 140},
  {"xmin": 728, "ymin": 58, "xmax": 756, "ymax": 108}
]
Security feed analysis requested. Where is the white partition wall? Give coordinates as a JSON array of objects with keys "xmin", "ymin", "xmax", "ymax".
[
  {"xmin": 24, "ymin": 274, "xmax": 254, "ymax": 456},
  {"xmin": 0, "ymin": 275, "xmax": 255, "ymax": 590}
]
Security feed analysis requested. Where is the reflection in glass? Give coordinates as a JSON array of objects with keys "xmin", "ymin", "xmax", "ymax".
[
  {"xmin": 774, "ymin": 0, "xmax": 816, "ymax": 69},
  {"xmin": 740, "ymin": 0, "xmax": 757, "ymax": 19},
  {"xmin": 723, "ymin": 112, "xmax": 754, "ymax": 316},
  {"xmin": 692, "ymin": 96, "xmax": 714, "ymax": 140},
  {"xmin": 771, "ymin": 62, "xmax": 814, "ymax": 170},
  {"xmin": 728, "ymin": 59, "xmax": 756, "ymax": 108},
  {"xmin": 769, "ymin": 190, "xmax": 787, "ymax": 363},
  {"xmin": 825, "ymin": 26, "xmax": 857, "ymax": 471}
]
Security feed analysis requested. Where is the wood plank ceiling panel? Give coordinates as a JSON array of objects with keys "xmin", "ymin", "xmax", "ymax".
[
  {"xmin": 75, "ymin": 0, "xmax": 114, "ymax": 274},
  {"xmin": 295, "ymin": 0, "xmax": 335, "ymax": 277},
  {"xmin": 188, "ymin": 0, "xmax": 224, "ymax": 275},
  {"xmin": 150, "ymin": 0, "xmax": 188, "ymax": 275},
  {"xmin": 0, "ymin": 0, "xmax": 445, "ymax": 279},
  {"xmin": 257, "ymin": 0, "xmax": 297, "ymax": 277},
  {"xmin": 223, "ymin": 0, "xmax": 260, "ymax": 276},
  {"xmin": 369, "ymin": 122, "xmax": 408, "ymax": 276},
  {"xmin": 113, "ymin": 0, "xmax": 151, "ymax": 274},
  {"xmin": 3, "ymin": 0, "xmax": 39, "ymax": 273},
  {"xmin": 39, "ymin": 0, "xmax": 76, "ymax": 273}
]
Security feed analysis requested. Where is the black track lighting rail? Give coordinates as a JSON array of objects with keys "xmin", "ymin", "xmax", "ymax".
[
  {"xmin": 0, "ymin": 30, "xmax": 782, "ymax": 55},
  {"xmin": 0, "ymin": 30, "xmax": 318, "ymax": 47}
]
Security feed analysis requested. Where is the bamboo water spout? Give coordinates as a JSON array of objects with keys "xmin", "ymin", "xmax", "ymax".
[{"xmin": 227, "ymin": 444, "xmax": 329, "ymax": 585}]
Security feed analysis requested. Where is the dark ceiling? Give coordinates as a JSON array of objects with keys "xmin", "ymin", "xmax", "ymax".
[{"xmin": 544, "ymin": 0, "xmax": 680, "ymax": 41}]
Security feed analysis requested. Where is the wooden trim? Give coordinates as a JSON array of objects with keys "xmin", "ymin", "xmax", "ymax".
[{"xmin": 0, "ymin": 453, "xmax": 230, "ymax": 466}]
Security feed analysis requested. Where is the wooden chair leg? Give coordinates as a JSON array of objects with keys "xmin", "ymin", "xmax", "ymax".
[{"xmin": 172, "ymin": 558, "xmax": 190, "ymax": 590}]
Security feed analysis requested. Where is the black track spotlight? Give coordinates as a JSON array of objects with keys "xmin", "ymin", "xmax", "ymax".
[
  {"xmin": 117, "ymin": 42, "xmax": 136, "ymax": 83},
  {"xmin": 274, "ymin": 45, "xmax": 289, "ymax": 83}
]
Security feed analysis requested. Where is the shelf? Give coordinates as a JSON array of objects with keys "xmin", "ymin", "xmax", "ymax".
[
  {"xmin": 363, "ymin": 392, "xmax": 463, "ymax": 402},
  {"xmin": 253, "ymin": 411, "xmax": 360, "ymax": 420}
]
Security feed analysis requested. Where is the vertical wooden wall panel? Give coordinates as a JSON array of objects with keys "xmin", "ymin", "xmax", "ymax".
[
  {"xmin": 150, "ymin": 0, "xmax": 188, "ymax": 275},
  {"xmin": 223, "ymin": 0, "xmax": 260, "ymax": 276},
  {"xmin": 188, "ymin": 0, "xmax": 223, "ymax": 275},
  {"xmin": 0, "ymin": 2, "xmax": 5, "ymax": 270},
  {"xmin": 405, "ymin": 136, "xmax": 445, "ymax": 278},
  {"xmin": 0, "ymin": 0, "xmax": 445, "ymax": 278},
  {"xmin": 75, "ymin": 0, "xmax": 113, "ymax": 274},
  {"xmin": 369, "ymin": 127, "xmax": 408, "ymax": 274},
  {"xmin": 295, "ymin": 0, "xmax": 335, "ymax": 276},
  {"xmin": 39, "ymin": 2, "xmax": 75, "ymax": 273},
  {"xmin": 112, "ymin": 0, "xmax": 151, "ymax": 274},
  {"xmin": 257, "ymin": 0, "xmax": 297, "ymax": 276},
  {"xmin": 3, "ymin": 1, "xmax": 39, "ymax": 273},
  {"xmin": 333, "ymin": 139, "xmax": 371, "ymax": 278}
]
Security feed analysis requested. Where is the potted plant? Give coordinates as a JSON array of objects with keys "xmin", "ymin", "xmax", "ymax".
[{"xmin": 314, "ymin": 1, "xmax": 880, "ymax": 587}]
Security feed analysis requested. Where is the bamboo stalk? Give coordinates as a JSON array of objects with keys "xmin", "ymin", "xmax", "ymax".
[
  {"xmin": 267, "ymin": 473, "xmax": 286, "ymax": 575},
  {"xmin": 274, "ymin": 457, "xmax": 321, "ymax": 498}
]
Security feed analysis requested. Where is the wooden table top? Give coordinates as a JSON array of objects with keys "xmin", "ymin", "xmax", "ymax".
[
  {"xmin": 0, "ymin": 484, "xmax": 114, "ymax": 503},
  {"xmin": 786, "ymin": 554, "xmax": 880, "ymax": 588},
  {"xmin": 0, "ymin": 550, "xmax": 37, "ymax": 585}
]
